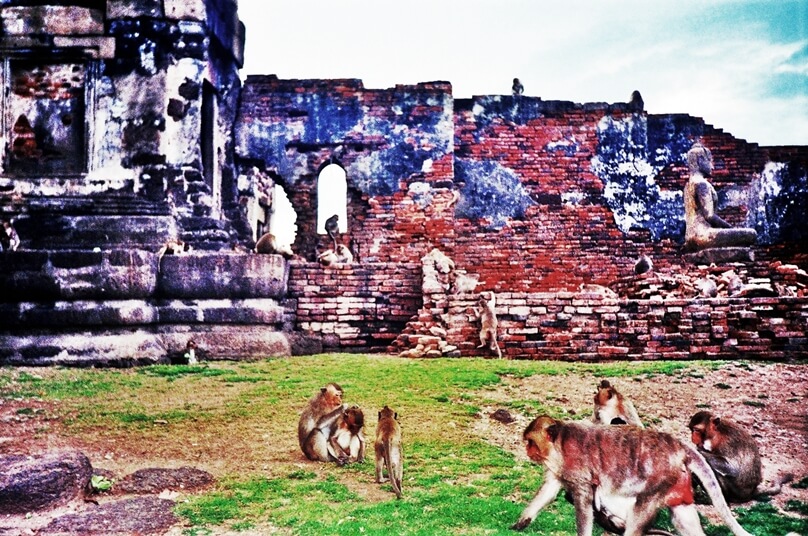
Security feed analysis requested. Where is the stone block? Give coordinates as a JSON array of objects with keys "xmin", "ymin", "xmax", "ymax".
[
  {"xmin": 158, "ymin": 253, "xmax": 289, "ymax": 299},
  {"xmin": 1, "ymin": 6, "xmax": 102, "ymax": 35},
  {"xmin": 0, "ymin": 250, "xmax": 157, "ymax": 301},
  {"xmin": 683, "ymin": 247, "xmax": 754, "ymax": 265}
]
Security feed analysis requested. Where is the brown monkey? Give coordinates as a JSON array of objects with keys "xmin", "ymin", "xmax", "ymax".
[
  {"xmin": 329, "ymin": 405, "xmax": 366, "ymax": 466},
  {"xmin": 255, "ymin": 232, "xmax": 294, "ymax": 258},
  {"xmin": 512, "ymin": 416, "xmax": 753, "ymax": 536},
  {"xmin": 298, "ymin": 383, "xmax": 346, "ymax": 462},
  {"xmin": 592, "ymin": 380, "xmax": 643, "ymax": 428},
  {"xmin": 475, "ymin": 291, "xmax": 502, "ymax": 358},
  {"xmin": 688, "ymin": 410, "xmax": 792, "ymax": 502},
  {"xmin": 375, "ymin": 405, "xmax": 403, "ymax": 499}
]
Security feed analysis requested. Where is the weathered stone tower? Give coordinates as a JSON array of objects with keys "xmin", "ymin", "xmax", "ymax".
[{"xmin": 0, "ymin": 0, "xmax": 244, "ymax": 250}]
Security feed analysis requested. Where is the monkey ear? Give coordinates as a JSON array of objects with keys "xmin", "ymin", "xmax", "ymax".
[
  {"xmin": 321, "ymin": 387, "xmax": 327, "ymax": 394},
  {"xmin": 712, "ymin": 417, "xmax": 721, "ymax": 426},
  {"xmin": 378, "ymin": 411, "xmax": 382, "ymax": 419},
  {"xmin": 394, "ymin": 412, "xmax": 398, "ymax": 420},
  {"xmin": 546, "ymin": 423, "xmax": 561, "ymax": 442}
]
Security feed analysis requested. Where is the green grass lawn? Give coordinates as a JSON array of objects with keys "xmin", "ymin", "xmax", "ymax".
[{"xmin": 1, "ymin": 355, "xmax": 805, "ymax": 536}]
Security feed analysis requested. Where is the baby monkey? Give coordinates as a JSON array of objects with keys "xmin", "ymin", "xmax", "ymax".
[
  {"xmin": 329, "ymin": 405, "xmax": 366, "ymax": 465},
  {"xmin": 592, "ymin": 380, "xmax": 643, "ymax": 427},
  {"xmin": 375, "ymin": 405, "xmax": 403, "ymax": 499}
]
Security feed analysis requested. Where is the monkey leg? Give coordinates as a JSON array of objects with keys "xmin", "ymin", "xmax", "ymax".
[{"xmin": 669, "ymin": 505, "xmax": 706, "ymax": 536}]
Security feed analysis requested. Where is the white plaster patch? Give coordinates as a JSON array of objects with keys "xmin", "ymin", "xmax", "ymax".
[
  {"xmin": 139, "ymin": 39, "xmax": 157, "ymax": 75},
  {"xmin": 562, "ymin": 191, "xmax": 586, "ymax": 205}
]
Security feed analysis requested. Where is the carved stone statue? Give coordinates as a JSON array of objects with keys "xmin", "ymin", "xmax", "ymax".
[{"xmin": 683, "ymin": 143, "xmax": 756, "ymax": 253}]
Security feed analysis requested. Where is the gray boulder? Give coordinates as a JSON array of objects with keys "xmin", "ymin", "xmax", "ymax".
[{"xmin": 0, "ymin": 450, "xmax": 92, "ymax": 514}]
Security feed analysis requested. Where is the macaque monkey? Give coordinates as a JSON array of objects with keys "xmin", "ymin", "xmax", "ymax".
[
  {"xmin": 512, "ymin": 416, "xmax": 754, "ymax": 536},
  {"xmin": 634, "ymin": 254, "xmax": 653, "ymax": 275},
  {"xmin": 375, "ymin": 405, "xmax": 403, "ymax": 499},
  {"xmin": 512, "ymin": 78, "xmax": 524, "ymax": 95},
  {"xmin": 592, "ymin": 380, "xmax": 643, "ymax": 428},
  {"xmin": 628, "ymin": 90, "xmax": 644, "ymax": 113},
  {"xmin": 329, "ymin": 405, "xmax": 366, "ymax": 465},
  {"xmin": 184, "ymin": 339, "xmax": 198, "ymax": 365},
  {"xmin": 298, "ymin": 383, "xmax": 347, "ymax": 462},
  {"xmin": 255, "ymin": 232, "xmax": 294, "ymax": 258},
  {"xmin": 317, "ymin": 249, "xmax": 339, "ymax": 266},
  {"xmin": 1, "ymin": 220, "xmax": 19, "ymax": 251},
  {"xmin": 324, "ymin": 214, "xmax": 339, "ymax": 249},
  {"xmin": 335, "ymin": 244, "xmax": 354, "ymax": 264},
  {"xmin": 475, "ymin": 291, "xmax": 502, "ymax": 358},
  {"xmin": 688, "ymin": 411, "xmax": 792, "ymax": 502}
]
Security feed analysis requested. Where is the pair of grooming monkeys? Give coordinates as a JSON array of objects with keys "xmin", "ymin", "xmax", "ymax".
[
  {"xmin": 297, "ymin": 383, "xmax": 402, "ymax": 499},
  {"xmin": 299, "ymin": 380, "xmax": 789, "ymax": 535}
]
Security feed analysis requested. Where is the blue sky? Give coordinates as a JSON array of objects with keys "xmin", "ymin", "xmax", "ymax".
[{"xmin": 238, "ymin": 0, "xmax": 807, "ymax": 146}]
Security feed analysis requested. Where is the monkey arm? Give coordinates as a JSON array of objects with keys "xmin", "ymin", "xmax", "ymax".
[
  {"xmin": 357, "ymin": 431, "xmax": 366, "ymax": 463},
  {"xmin": 700, "ymin": 452, "xmax": 741, "ymax": 479},
  {"xmin": 511, "ymin": 474, "xmax": 563, "ymax": 531}
]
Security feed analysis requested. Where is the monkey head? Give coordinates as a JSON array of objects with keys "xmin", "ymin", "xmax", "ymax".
[
  {"xmin": 594, "ymin": 379, "xmax": 616, "ymax": 405},
  {"xmin": 321, "ymin": 383, "xmax": 343, "ymax": 407},
  {"xmin": 688, "ymin": 410, "xmax": 723, "ymax": 451},
  {"xmin": 378, "ymin": 405, "xmax": 397, "ymax": 421},
  {"xmin": 522, "ymin": 416, "xmax": 561, "ymax": 463},
  {"xmin": 344, "ymin": 405, "xmax": 364, "ymax": 433}
]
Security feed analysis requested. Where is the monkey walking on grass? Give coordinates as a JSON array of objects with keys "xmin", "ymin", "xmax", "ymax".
[
  {"xmin": 375, "ymin": 405, "xmax": 403, "ymax": 499},
  {"xmin": 512, "ymin": 415, "xmax": 754, "ymax": 536}
]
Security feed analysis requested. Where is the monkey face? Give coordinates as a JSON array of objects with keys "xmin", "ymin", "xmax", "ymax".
[
  {"xmin": 322, "ymin": 383, "xmax": 343, "ymax": 406},
  {"xmin": 345, "ymin": 406, "xmax": 364, "ymax": 432}
]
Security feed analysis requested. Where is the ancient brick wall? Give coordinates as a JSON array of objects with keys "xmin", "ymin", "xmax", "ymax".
[
  {"xmin": 236, "ymin": 76, "xmax": 456, "ymax": 263},
  {"xmin": 287, "ymin": 262, "xmax": 422, "ymax": 352},
  {"xmin": 443, "ymin": 293, "xmax": 808, "ymax": 360},
  {"xmin": 238, "ymin": 80, "xmax": 808, "ymax": 295}
]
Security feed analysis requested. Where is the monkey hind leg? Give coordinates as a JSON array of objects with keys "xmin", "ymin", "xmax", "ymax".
[{"xmin": 669, "ymin": 505, "xmax": 706, "ymax": 536}]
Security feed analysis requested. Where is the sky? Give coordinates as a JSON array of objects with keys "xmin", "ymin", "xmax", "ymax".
[{"xmin": 237, "ymin": 0, "xmax": 808, "ymax": 147}]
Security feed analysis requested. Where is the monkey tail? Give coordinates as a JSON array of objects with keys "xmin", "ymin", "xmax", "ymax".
[
  {"xmin": 754, "ymin": 472, "xmax": 794, "ymax": 499},
  {"xmin": 684, "ymin": 443, "xmax": 754, "ymax": 536},
  {"xmin": 385, "ymin": 442, "xmax": 402, "ymax": 499}
]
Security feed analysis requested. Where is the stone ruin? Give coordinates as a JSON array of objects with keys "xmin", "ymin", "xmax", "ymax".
[
  {"xmin": 0, "ymin": 450, "xmax": 213, "ymax": 534},
  {"xmin": 0, "ymin": 0, "xmax": 806, "ymax": 365}
]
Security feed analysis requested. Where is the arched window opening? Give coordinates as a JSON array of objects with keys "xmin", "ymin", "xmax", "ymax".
[
  {"xmin": 317, "ymin": 164, "xmax": 347, "ymax": 234},
  {"xmin": 268, "ymin": 184, "xmax": 297, "ymax": 249}
]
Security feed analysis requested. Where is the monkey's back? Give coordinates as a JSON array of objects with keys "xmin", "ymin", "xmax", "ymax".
[{"xmin": 557, "ymin": 423, "xmax": 688, "ymax": 492}]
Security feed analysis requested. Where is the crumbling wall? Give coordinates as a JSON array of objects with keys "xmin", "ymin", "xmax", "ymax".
[{"xmin": 235, "ymin": 76, "xmax": 456, "ymax": 261}]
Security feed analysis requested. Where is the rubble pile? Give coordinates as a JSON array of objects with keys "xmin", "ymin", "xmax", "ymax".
[{"xmin": 611, "ymin": 261, "xmax": 807, "ymax": 300}]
